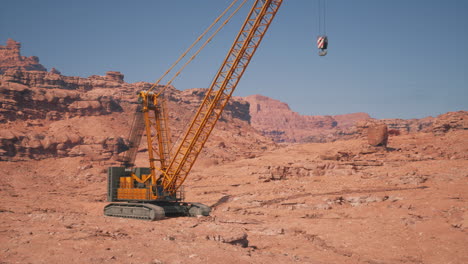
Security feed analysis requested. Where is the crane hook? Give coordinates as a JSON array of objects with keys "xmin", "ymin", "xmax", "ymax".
[{"xmin": 317, "ymin": 35, "xmax": 328, "ymax": 56}]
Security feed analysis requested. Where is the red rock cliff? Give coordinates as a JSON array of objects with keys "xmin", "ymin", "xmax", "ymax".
[
  {"xmin": 0, "ymin": 40, "xmax": 273, "ymax": 161},
  {"xmin": 0, "ymin": 39, "xmax": 47, "ymax": 73},
  {"xmin": 244, "ymin": 94, "xmax": 371, "ymax": 142}
]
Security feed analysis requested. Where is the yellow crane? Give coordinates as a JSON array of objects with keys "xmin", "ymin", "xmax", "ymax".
[{"xmin": 104, "ymin": 0, "xmax": 283, "ymax": 220}]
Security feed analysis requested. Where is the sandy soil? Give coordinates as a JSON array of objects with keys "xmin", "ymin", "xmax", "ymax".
[{"xmin": 1, "ymin": 131, "xmax": 467, "ymax": 264}]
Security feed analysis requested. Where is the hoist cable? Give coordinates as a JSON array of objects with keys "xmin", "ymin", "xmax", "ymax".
[
  {"xmin": 155, "ymin": 0, "xmax": 248, "ymax": 97},
  {"xmin": 318, "ymin": 0, "xmax": 322, "ymax": 35},
  {"xmin": 324, "ymin": 0, "xmax": 327, "ymax": 35},
  {"xmin": 318, "ymin": 0, "xmax": 327, "ymax": 35},
  {"xmin": 163, "ymin": 0, "xmax": 248, "ymax": 91},
  {"xmin": 148, "ymin": 0, "xmax": 239, "ymax": 92},
  {"xmin": 164, "ymin": 0, "xmax": 248, "ymax": 154}
]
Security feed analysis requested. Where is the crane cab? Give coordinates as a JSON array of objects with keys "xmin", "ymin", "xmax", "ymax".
[{"xmin": 317, "ymin": 35, "xmax": 328, "ymax": 56}]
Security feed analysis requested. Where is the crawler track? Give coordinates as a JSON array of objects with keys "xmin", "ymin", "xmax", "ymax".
[
  {"xmin": 104, "ymin": 202, "xmax": 211, "ymax": 221},
  {"xmin": 104, "ymin": 203, "xmax": 165, "ymax": 221}
]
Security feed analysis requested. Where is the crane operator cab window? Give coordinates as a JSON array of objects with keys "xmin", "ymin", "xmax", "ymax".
[{"xmin": 317, "ymin": 35, "xmax": 328, "ymax": 56}]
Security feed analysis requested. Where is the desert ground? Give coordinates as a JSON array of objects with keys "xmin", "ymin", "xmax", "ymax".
[{"xmin": 1, "ymin": 130, "xmax": 467, "ymax": 264}]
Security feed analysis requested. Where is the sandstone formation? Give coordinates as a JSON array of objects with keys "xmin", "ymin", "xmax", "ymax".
[
  {"xmin": 379, "ymin": 117, "xmax": 434, "ymax": 134},
  {"xmin": 367, "ymin": 123, "xmax": 388, "ymax": 147},
  {"xmin": 0, "ymin": 128, "xmax": 126, "ymax": 161},
  {"xmin": 0, "ymin": 81, "xmax": 122, "ymax": 123},
  {"xmin": 0, "ymin": 39, "xmax": 47, "ymax": 73},
  {"xmin": 432, "ymin": 110, "xmax": 468, "ymax": 135},
  {"xmin": 0, "ymin": 40, "xmax": 273, "ymax": 162},
  {"xmin": 1, "ymin": 68, "xmax": 127, "ymax": 91},
  {"xmin": 105, "ymin": 71, "xmax": 124, "ymax": 83},
  {"xmin": 244, "ymin": 94, "xmax": 370, "ymax": 143},
  {"xmin": 244, "ymin": 94, "xmax": 464, "ymax": 144},
  {"xmin": 333, "ymin": 112, "xmax": 372, "ymax": 129},
  {"xmin": 354, "ymin": 111, "xmax": 467, "ymax": 140},
  {"xmin": 50, "ymin": 67, "xmax": 61, "ymax": 75}
]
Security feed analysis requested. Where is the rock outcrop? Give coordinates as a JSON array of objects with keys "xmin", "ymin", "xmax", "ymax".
[
  {"xmin": 1, "ymin": 69, "xmax": 127, "ymax": 91},
  {"xmin": 432, "ymin": 111, "xmax": 468, "ymax": 135},
  {"xmin": 0, "ymin": 40, "xmax": 273, "ymax": 161},
  {"xmin": 244, "ymin": 94, "xmax": 370, "ymax": 143},
  {"xmin": 245, "ymin": 93, "xmax": 466, "ymax": 144},
  {"xmin": 0, "ymin": 69, "xmax": 271, "ymax": 162},
  {"xmin": 0, "ymin": 39, "xmax": 47, "ymax": 73},
  {"xmin": 353, "ymin": 111, "xmax": 467, "ymax": 139},
  {"xmin": 333, "ymin": 112, "xmax": 373, "ymax": 129},
  {"xmin": 177, "ymin": 88, "xmax": 251, "ymax": 123},
  {"xmin": 0, "ymin": 127, "xmax": 127, "ymax": 161},
  {"xmin": 0, "ymin": 80, "xmax": 123, "ymax": 122},
  {"xmin": 379, "ymin": 117, "xmax": 434, "ymax": 134},
  {"xmin": 105, "ymin": 71, "xmax": 124, "ymax": 83}
]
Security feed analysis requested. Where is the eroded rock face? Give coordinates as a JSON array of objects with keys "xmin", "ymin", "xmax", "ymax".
[
  {"xmin": 0, "ymin": 82, "xmax": 122, "ymax": 122},
  {"xmin": 0, "ymin": 39, "xmax": 47, "ymax": 73},
  {"xmin": 175, "ymin": 88, "xmax": 251, "ymax": 123},
  {"xmin": 50, "ymin": 67, "xmax": 61, "ymax": 75},
  {"xmin": 105, "ymin": 71, "xmax": 124, "ymax": 83},
  {"xmin": 244, "ymin": 94, "xmax": 370, "ymax": 143},
  {"xmin": 1, "ymin": 69, "xmax": 128, "ymax": 91},
  {"xmin": 354, "ymin": 112, "xmax": 467, "ymax": 139},
  {"xmin": 0, "ymin": 40, "xmax": 127, "ymax": 91},
  {"xmin": 432, "ymin": 111, "xmax": 468, "ymax": 135},
  {"xmin": 379, "ymin": 117, "xmax": 434, "ymax": 134},
  {"xmin": 0, "ymin": 73, "xmax": 268, "ymax": 162},
  {"xmin": 0, "ymin": 42, "xmax": 271, "ymax": 161},
  {"xmin": 0, "ymin": 128, "xmax": 126, "ymax": 161},
  {"xmin": 333, "ymin": 112, "xmax": 372, "ymax": 129}
]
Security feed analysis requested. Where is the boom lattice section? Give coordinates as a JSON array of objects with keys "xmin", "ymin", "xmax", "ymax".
[
  {"xmin": 162, "ymin": 0, "xmax": 283, "ymax": 193},
  {"xmin": 153, "ymin": 94, "xmax": 172, "ymax": 171}
]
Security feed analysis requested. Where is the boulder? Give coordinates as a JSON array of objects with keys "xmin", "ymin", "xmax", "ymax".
[
  {"xmin": 105, "ymin": 71, "xmax": 124, "ymax": 83},
  {"xmin": 367, "ymin": 123, "xmax": 388, "ymax": 147}
]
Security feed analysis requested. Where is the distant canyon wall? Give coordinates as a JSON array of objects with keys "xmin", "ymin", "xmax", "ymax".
[
  {"xmin": 244, "ymin": 94, "xmax": 370, "ymax": 143},
  {"xmin": 1, "ymin": 38, "xmax": 466, "ymax": 162},
  {"xmin": 243, "ymin": 95, "xmax": 467, "ymax": 143},
  {"xmin": 0, "ymin": 39, "xmax": 269, "ymax": 161}
]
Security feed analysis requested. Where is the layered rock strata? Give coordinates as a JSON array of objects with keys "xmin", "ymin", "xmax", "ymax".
[{"xmin": 0, "ymin": 39, "xmax": 47, "ymax": 73}]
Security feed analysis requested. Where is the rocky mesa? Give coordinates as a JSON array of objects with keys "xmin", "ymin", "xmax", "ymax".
[
  {"xmin": 244, "ymin": 94, "xmax": 371, "ymax": 142},
  {"xmin": 244, "ymin": 94, "xmax": 466, "ymax": 143},
  {"xmin": 0, "ymin": 39, "xmax": 274, "ymax": 165}
]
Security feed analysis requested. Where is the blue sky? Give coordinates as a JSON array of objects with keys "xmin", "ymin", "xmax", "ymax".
[{"xmin": 1, "ymin": 0, "xmax": 467, "ymax": 119}]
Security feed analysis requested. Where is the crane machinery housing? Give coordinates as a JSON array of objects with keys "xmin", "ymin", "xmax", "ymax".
[{"xmin": 104, "ymin": 0, "xmax": 283, "ymax": 220}]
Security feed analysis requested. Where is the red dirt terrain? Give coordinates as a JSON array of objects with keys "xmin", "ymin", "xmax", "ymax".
[{"xmin": 1, "ymin": 39, "xmax": 467, "ymax": 264}]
